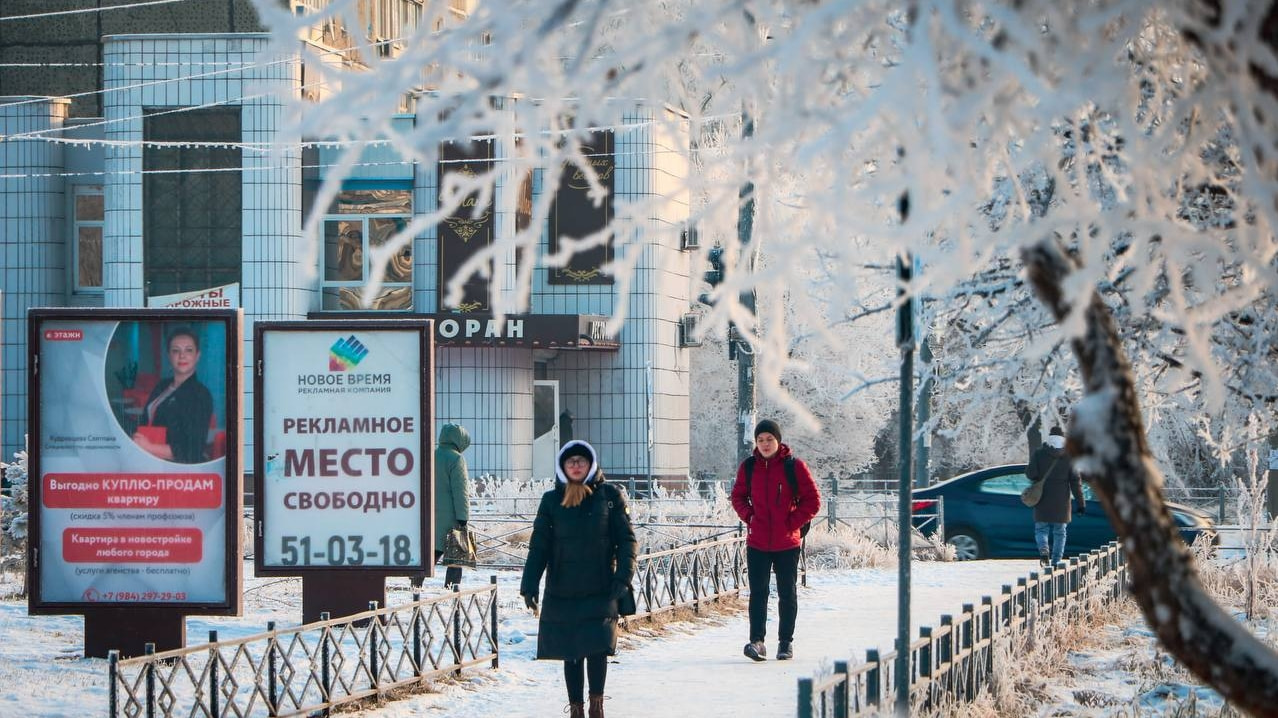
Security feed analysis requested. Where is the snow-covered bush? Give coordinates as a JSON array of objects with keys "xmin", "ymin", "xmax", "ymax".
[{"xmin": 0, "ymin": 436, "xmax": 29, "ymax": 595}]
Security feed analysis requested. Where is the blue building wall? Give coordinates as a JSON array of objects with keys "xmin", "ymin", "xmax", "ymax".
[{"xmin": 0, "ymin": 33, "xmax": 693, "ymax": 482}]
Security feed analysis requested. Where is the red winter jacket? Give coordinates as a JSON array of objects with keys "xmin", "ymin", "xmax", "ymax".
[{"xmin": 730, "ymin": 443, "xmax": 821, "ymax": 552}]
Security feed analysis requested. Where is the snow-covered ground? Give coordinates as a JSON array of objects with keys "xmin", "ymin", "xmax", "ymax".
[
  {"xmin": 0, "ymin": 558, "xmax": 1040, "ymax": 717},
  {"xmin": 0, "ymin": 555, "xmax": 1237, "ymax": 717}
]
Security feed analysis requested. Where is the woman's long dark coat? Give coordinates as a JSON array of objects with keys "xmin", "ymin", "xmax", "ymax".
[
  {"xmin": 520, "ymin": 477, "xmax": 638, "ymax": 660},
  {"xmin": 141, "ymin": 374, "xmax": 213, "ymax": 464}
]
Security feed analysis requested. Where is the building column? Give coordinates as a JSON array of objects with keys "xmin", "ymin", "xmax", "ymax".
[{"xmin": 0, "ymin": 96, "xmax": 70, "ymax": 456}]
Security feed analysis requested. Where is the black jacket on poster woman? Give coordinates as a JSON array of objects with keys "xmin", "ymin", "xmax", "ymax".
[
  {"xmin": 141, "ymin": 375, "xmax": 213, "ymax": 464},
  {"xmin": 1026, "ymin": 444, "xmax": 1085, "ymax": 524},
  {"xmin": 520, "ymin": 474, "xmax": 638, "ymax": 660}
]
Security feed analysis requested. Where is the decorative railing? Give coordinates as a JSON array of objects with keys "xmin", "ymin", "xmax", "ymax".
[
  {"xmin": 106, "ymin": 532, "xmax": 746, "ymax": 717},
  {"xmin": 631, "ymin": 535, "xmax": 747, "ymax": 619},
  {"xmin": 109, "ymin": 581, "xmax": 498, "ymax": 718},
  {"xmin": 797, "ymin": 543, "xmax": 1127, "ymax": 717}
]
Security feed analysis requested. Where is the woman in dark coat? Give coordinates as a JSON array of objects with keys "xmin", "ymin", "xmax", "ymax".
[
  {"xmin": 1026, "ymin": 426, "xmax": 1085, "ymax": 565},
  {"xmin": 520, "ymin": 440, "xmax": 637, "ymax": 718},
  {"xmin": 132, "ymin": 326, "xmax": 213, "ymax": 464}
]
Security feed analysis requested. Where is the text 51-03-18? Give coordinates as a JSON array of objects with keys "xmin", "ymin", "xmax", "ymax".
[{"xmin": 279, "ymin": 535, "xmax": 414, "ymax": 566}]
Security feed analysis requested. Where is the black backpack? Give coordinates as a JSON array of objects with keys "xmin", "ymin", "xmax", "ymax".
[{"xmin": 743, "ymin": 455, "xmax": 813, "ymax": 538}]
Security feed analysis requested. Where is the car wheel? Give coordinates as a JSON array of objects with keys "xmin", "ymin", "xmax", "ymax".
[{"xmin": 946, "ymin": 528, "xmax": 984, "ymax": 560}]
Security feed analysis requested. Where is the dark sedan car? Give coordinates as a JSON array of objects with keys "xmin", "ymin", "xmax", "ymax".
[{"xmin": 911, "ymin": 464, "xmax": 1215, "ymax": 560}]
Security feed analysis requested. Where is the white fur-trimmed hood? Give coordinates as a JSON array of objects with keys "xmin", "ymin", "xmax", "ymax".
[{"xmin": 555, "ymin": 439, "xmax": 600, "ymax": 485}]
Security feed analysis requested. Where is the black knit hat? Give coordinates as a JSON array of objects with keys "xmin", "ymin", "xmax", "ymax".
[
  {"xmin": 1049, "ymin": 426, "xmax": 1064, "ymax": 437},
  {"xmin": 754, "ymin": 419, "xmax": 782, "ymax": 442},
  {"xmin": 558, "ymin": 441, "xmax": 594, "ymax": 468}
]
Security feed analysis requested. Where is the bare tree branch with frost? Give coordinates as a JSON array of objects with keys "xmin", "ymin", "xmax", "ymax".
[
  {"xmin": 1025, "ymin": 238, "xmax": 1278, "ymax": 715},
  {"xmin": 251, "ymin": 0, "xmax": 1278, "ymax": 703}
]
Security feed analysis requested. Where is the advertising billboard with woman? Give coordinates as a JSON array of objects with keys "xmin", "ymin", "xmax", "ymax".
[{"xmin": 27, "ymin": 308, "xmax": 241, "ymax": 655}]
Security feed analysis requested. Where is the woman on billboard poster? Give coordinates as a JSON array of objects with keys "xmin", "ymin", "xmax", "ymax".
[{"xmin": 131, "ymin": 326, "xmax": 214, "ymax": 464}]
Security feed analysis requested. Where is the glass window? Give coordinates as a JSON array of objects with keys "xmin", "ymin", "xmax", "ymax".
[
  {"xmin": 320, "ymin": 188, "xmax": 413, "ymax": 311},
  {"xmin": 979, "ymin": 471, "xmax": 1095, "ymax": 500},
  {"xmin": 978, "ymin": 473, "xmax": 1030, "ymax": 495},
  {"xmin": 142, "ymin": 108, "xmax": 242, "ymax": 298},
  {"xmin": 73, "ymin": 186, "xmax": 104, "ymax": 291}
]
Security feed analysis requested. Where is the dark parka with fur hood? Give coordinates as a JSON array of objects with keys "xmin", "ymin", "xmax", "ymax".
[{"xmin": 520, "ymin": 441, "xmax": 638, "ymax": 660}]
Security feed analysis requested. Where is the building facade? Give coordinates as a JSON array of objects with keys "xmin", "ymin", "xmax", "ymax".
[{"xmin": 1, "ymin": 2, "xmax": 696, "ymax": 485}]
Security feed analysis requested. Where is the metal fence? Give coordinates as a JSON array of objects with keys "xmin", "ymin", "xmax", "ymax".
[
  {"xmin": 106, "ymin": 533, "xmax": 747, "ymax": 717},
  {"xmin": 630, "ymin": 535, "xmax": 747, "ymax": 619},
  {"xmin": 466, "ymin": 476, "xmax": 932, "ymax": 570},
  {"xmin": 796, "ymin": 542, "xmax": 1128, "ymax": 717},
  {"xmin": 108, "ymin": 580, "xmax": 499, "ymax": 718}
]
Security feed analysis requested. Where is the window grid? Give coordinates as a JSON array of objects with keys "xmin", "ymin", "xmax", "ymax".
[
  {"xmin": 73, "ymin": 185, "xmax": 105, "ymax": 292},
  {"xmin": 320, "ymin": 189, "xmax": 414, "ymax": 311}
]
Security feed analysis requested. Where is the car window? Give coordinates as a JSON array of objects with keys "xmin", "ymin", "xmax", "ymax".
[
  {"xmin": 978, "ymin": 471, "xmax": 1099, "ymax": 501},
  {"xmin": 978, "ymin": 473, "xmax": 1030, "ymax": 495}
]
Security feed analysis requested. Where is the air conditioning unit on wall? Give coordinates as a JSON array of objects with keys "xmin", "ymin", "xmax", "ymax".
[{"xmin": 679, "ymin": 313, "xmax": 702, "ymax": 347}]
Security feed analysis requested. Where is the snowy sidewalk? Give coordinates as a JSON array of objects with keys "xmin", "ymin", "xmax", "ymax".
[{"xmin": 352, "ymin": 559, "xmax": 1039, "ymax": 717}]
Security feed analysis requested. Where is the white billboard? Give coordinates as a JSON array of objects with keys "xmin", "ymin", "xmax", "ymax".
[{"xmin": 256, "ymin": 322, "xmax": 433, "ymax": 572}]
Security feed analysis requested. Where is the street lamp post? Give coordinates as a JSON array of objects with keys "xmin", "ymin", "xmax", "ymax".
[{"xmin": 894, "ymin": 195, "xmax": 915, "ymax": 716}]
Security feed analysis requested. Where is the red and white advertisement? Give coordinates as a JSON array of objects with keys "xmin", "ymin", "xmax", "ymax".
[
  {"xmin": 149, "ymin": 283, "xmax": 240, "ymax": 309},
  {"xmin": 32, "ymin": 314, "xmax": 238, "ymax": 608}
]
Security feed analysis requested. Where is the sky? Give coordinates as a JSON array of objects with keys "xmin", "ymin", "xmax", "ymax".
[{"xmin": 0, "ymin": 556, "xmax": 1227, "ymax": 717}]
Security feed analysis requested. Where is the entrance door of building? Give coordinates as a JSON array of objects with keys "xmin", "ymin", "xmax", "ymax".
[{"xmin": 532, "ymin": 380, "xmax": 560, "ymax": 481}]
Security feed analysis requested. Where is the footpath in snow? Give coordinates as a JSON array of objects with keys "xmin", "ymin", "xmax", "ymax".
[{"xmin": 348, "ymin": 559, "xmax": 1040, "ymax": 717}]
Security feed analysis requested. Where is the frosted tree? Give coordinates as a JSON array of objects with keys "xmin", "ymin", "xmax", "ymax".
[
  {"xmin": 1, "ymin": 438, "xmax": 29, "ymax": 595},
  {"xmin": 252, "ymin": 0, "xmax": 1278, "ymax": 708}
]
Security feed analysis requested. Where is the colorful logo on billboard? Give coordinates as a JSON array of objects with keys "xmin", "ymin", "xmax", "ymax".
[{"xmin": 329, "ymin": 335, "xmax": 369, "ymax": 371}]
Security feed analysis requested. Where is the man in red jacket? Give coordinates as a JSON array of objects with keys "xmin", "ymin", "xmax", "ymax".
[{"xmin": 730, "ymin": 419, "xmax": 821, "ymax": 662}]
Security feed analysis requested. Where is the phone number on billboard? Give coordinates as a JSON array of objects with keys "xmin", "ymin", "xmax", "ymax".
[
  {"xmin": 94, "ymin": 591, "xmax": 188, "ymax": 601},
  {"xmin": 279, "ymin": 535, "xmax": 414, "ymax": 566}
]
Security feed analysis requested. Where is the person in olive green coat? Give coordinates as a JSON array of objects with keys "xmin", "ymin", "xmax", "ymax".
[{"xmin": 413, "ymin": 423, "xmax": 471, "ymax": 588}]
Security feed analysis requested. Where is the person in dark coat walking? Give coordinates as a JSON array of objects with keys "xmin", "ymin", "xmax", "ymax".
[
  {"xmin": 520, "ymin": 440, "xmax": 637, "ymax": 718},
  {"xmin": 1026, "ymin": 426, "xmax": 1085, "ymax": 566},
  {"xmin": 730, "ymin": 419, "xmax": 820, "ymax": 662}
]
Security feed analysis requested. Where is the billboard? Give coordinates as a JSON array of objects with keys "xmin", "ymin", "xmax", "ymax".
[
  {"xmin": 254, "ymin": 321, "xmax": 434, "ymax": 575},
  {"xmin": 27, "ymin": 309, "xmax": 242, "ymax": 613}
]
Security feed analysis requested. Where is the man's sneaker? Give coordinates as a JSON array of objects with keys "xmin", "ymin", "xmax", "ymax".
[
  {"xmin": 743, "ymin": 641, "xmax": 767, "ymax": 661},
  {"xmin": 777, "ymin": 641, "xmax": 793, "ymax": 660}
]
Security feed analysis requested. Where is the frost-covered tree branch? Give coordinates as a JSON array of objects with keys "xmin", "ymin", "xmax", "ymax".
[
  {"xmin": 254, "ymin": 0, "xmax": 1276, "ymax": 440},
  {"xmin": 250, "ymin": 0, "xmax": 1278, "ymax": 699},
  {"xmin": 1024, "ymin": 238, "xmax": 1278, "ymax": 717}
]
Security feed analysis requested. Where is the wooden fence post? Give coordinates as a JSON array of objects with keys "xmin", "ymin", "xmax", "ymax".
[
  {"xmin": 919, "ymin": 626, "xmax": 933, "ymax": 710},
  {"xmin": 797, "ymin": 677, "xmax": 814, "ymax": 718},
  {"xmin": 866, "ymin": 648, "xmax": 882, "ymax": 709},
  {"xmin": 833, "ymin": 659, "xmax": 849, "ymax": 717},
  {"xmin": 960, "ymin": 604, "xmax": 974, "ymax": 700}
]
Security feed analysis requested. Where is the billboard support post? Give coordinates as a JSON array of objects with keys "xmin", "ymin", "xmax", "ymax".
[
  {"xmin": 85, "ymin": 608, "xmax": 186, "ymax": 658},
  {"xmin": 301, "ymin": 573, "xmax": 388, "ymax": 626}
]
